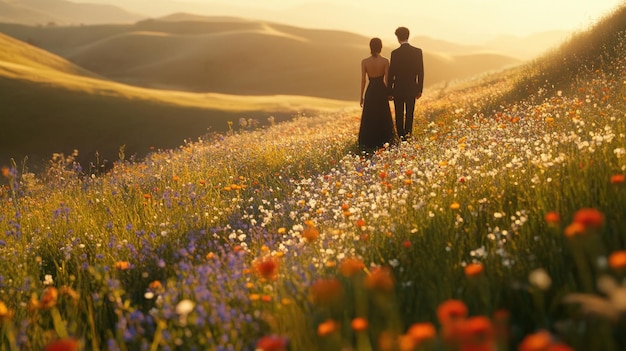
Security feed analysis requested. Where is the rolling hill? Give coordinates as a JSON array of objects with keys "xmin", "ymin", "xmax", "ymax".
[
  {"xmin": 0, "ymin": 15, "xmax": 522, "ymax": 100},
  {"xmin": 0, "ymin": 0, "xmax": 144, "ymax": 25},
  {"xmin": 0, "ymin": 32, "xmax": 353, "ymax": 169}
]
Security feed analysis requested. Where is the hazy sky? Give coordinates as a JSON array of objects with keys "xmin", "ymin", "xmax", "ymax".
[{"xmin": 77, "ymin": 0, "xmax": 625, "ymax": 43}]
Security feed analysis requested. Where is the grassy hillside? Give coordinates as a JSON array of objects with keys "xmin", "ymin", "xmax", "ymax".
[
  {"xmin": 0, "ymin": 33, "xmax": 353, "ymax": 169},
  {"xmin": 0, "ymin": 17, "xmax": 521, "ymax": 100},
  {"xmin": 0, "ymin": 5, "xmax": 623, "ymax": 351}
]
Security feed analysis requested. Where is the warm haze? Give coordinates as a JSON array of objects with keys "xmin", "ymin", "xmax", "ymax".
[{"xmin": 71, "ymin": 0, "xmax": 625, "ymax": 44}]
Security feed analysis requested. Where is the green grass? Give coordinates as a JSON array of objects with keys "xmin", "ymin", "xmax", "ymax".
[{"xmin": 0, "ymin": 4, "xmax": 625, "ymax": 351}]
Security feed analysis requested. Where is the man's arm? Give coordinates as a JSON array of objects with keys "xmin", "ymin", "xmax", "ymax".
[
  {"xmin": 416, "ymin": 49, "xmax": 424, "ymax": 98},
  {"xmin": 388, "ymin": 52, "xmax": 396, "ymax": 97}
]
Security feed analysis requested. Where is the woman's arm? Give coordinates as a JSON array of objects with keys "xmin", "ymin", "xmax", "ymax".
[
  {"xmin": 384, "ymin": 58, "xmax": 390, "ymax": 87},
  {"xmin": 360, "ymin": 59, "xmax": 366, "ymax": 107}
]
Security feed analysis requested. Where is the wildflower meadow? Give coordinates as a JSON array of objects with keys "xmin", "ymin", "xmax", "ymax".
[{"xmin": 1, "ymin": 5, "xmax": 626, "ymax": 351}]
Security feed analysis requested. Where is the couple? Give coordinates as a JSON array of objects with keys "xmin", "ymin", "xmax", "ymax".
[{"xmin": 358, "ymin": 26, "xmax": 424, "ymax": 150}]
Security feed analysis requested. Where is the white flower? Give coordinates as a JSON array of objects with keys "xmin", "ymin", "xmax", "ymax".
[
  {"xmin": 175, "ymin": 299, "xmax": 196, "ymax": 315},
  {"xmin": 528, "ymin": 268, "xmax": 552, "ymax": 290},
  {"xmin": 43, "ymin": 274, "xmax": 54, "ymax": 286}
]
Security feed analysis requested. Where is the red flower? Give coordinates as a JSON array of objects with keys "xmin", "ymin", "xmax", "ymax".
[
  {"xmin": 610, "ymin": 174, "xmax": 625, "ymax": 184},
  {"xmin": 351, "ymin": 317, "xmax": 369, "ymax": 332},
  {"xmin": 572, "ymin": 208, "xmax": 605, "ymax": 230},
  {"xmin": 256, "ymin": 335, "xmax": 288, "ymax": 351},
  {"xmin": 464, "ymin": 263, "xmax": 484, "ymax": 277},
  {"xmin": 518, "ymin": 330, "xmax": 552, "ymax": 351},
  {"xmin": 544, "ymin": 211, "xmax": 560, "ymax": 224},
  {"xmin": 407, "ymin": 322, "xmax": 437, "ymax": 345},
  {"xmin": 44, "ymin": 338, "xmax": 80, "ymax": 351},
  {"xmin": 458, "ymin": 316, "xmax": 494, "ymax": 351},
  {"xmin": 437, "ymin": 299, "xmax": 468, "ymax": 326},
  {"xmin": 254, "ymin": 257, "xmax": 279, "ymax": 280}
]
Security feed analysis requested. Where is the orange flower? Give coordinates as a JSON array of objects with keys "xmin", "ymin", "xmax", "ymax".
[
  {"xmin": 364, "ymin": 267, "xmax": 395, "ymax": 293},
  {"xmin": 1, "ymin": 167, "xmax": 10, "ymax": 178},
  {"xmin": 464, "ymin": 263, "xmax": 484, "ymax": 277},
  {"xmin": 563, "ymin": 222, "xmax": 585, "ymax": 238},
  {"xmin": 256, "ymin": 335, "xmax": 288, "ymax": 351},
  {"xmin": 572, "ymin": 208, "xmax": 604, "ymax": 230},
  {"xmin": 377, "ymin": 331, "xmax": 396, "ymax": 351},
  {"xmin": 254, "ymin": 257, "xmax": 279, "ymax": 280},
  {"xmin": 518, "ymin": 330, "xmax": 552, "ymax": 351},
  {"xmin": 148, "ymin": 280, "xmax": 163, "ymax": 291},
  {"xmin": 309, "ymin": 278, "xmax": 343, "ymax": 306},
  {"xmin": 351, "ymin": 317, "xmax": 368, "ymax": 332},
  {"xmin": 437, "ymin": 299, "xmax": 468, "ymax": 326},
  {"xmin": 610, "ymin": 174, "xmax": 625, "ymax": 184},
  {"xmin": 356, "ymin": 219, "xmax": 366, "ymax": 227},
  {"xmin": 544, "ymin": 211, "xmax": 560, "ymax": 224},
  {"xmin": 339, "ymin": 257, "xmax": 365, "ymax": 277},
  {"xmin": 397, "ymin": 334, "xmax": 415, "ymax": 351},
  {"xmin": 609, "ymin": 250, "xmax": 626, "ymax": 270},
  {"xmin": 407, "ymin": 322, "xmax": 436, "ymax": 345},
  {"xmin": 317, "ymin": 319, "xmax": 339, "ymax": 336},
  {"xmin": 302, "ymin": 224, "xmax": 320, "ymax": 242},
  {"xmin": 44, "ymin": 338, "xmax": 80, "ymax": 351},
  {"xmin": 39, "ymin": 287, "xmax": 59, "ymax": 309},
  {"xmin": 114, "ymin": 261, "xmax": 131, "ymax": 270}
]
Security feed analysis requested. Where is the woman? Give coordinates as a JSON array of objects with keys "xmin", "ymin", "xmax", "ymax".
[{"xmin": 358, "ymin": 38, "xmax": 397, "ymax": 150}]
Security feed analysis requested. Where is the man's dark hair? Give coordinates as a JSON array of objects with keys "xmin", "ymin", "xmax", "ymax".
[{"xmin": 395, "ymin": 27, "xmax": 410, "ymax": 41}]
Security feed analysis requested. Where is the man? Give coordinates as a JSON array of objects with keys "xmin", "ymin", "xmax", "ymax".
[{"xmin": 388, "ymin": 26, "xmax": 424, "ymax": 140}]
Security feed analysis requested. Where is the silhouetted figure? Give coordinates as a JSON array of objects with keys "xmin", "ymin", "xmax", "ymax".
[
  {"xmin": 358, "ymin": 38, "xmax": 397, "ymax": 150},
  {"xmin": 389, "ymin": 27, "xmax": 424, "ymax": 140}
]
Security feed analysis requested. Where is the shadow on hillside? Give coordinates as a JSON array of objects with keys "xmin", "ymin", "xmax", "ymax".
[{"xmin": 0, "ymin": 79, "xmax": 295, "ymax": 173}]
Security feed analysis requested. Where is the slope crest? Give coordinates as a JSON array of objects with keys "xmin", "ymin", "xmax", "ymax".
[{"xmin": 0, "ymin": 32, "xmax": 97, "ymax": 77}]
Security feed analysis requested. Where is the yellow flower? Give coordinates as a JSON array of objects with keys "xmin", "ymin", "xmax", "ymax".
[
  {"xmin": 450, "ymin": 202, "xmax": 460, "ymax": 210},
  {"xmin": 0, "ymin": 301, "xmax": 14, "ymax": 320}
]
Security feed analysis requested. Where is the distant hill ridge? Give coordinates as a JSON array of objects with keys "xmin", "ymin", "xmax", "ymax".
[
  {"xmin": 0, "ymin": 0, "xmax": 144, "ymax": 25},
  {"xmin": 0, "ymin": 15, "xmax": 522, "ymax": 100}
]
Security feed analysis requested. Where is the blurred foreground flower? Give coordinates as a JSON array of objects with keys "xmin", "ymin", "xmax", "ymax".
[
  {"xmin": 256, "ymin": 335, "xmax": 288, "ymax": 351},
  {"xmin": 339, "ymin": 257, "xmax": 365, "ymax": 277},
  {"xmin": 564, "ymin": 275, "xmax": 626, "ymax": 322},
  {"xmin": 254, "ymin": 257, "xmax": 279, "ymax": 280},
  {"xmin": 528, "ymin": 268, "xmax": 552, "ymax": 291},
  {"xmin": 364, "ymin": 267, "xmax": 395, "ymax": 293},
  {"xmin": 572, "ymin": 208, "xmax": 605, "ymax": 230},
  {"xmin": 43, "ymin": 338, "xmax": 80, "ymax": 351},
  {"xmin": 309, "ymin": 278, "xmax": 343, "ymax": 306},
  {"xmin": 518, "ymin": 329, "xmax": 574, "ymax": 351}
]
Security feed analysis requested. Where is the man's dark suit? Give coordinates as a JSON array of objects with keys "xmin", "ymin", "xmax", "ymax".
[{"xmin": 389, "ymin": 43, "xmax": 424, "ymax": 139}]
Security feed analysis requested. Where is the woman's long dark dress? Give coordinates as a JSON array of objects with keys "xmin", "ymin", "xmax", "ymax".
[{"xmin": 358, "ymin": 75, "xmax": 397, "ymax": 149}]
